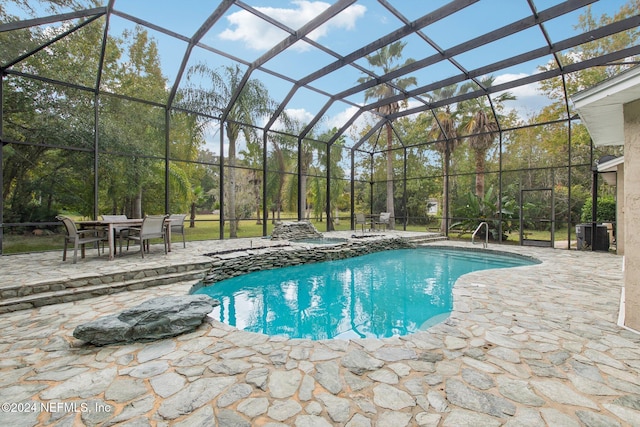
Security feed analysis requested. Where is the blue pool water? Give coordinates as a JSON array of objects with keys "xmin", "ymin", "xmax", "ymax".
[{"xmin": 194, "ymin": 248, "xmax": 537, "ymax": 340}]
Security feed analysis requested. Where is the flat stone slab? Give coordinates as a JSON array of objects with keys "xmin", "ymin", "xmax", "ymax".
[{"xmin": 73, "ymin": 295, "xmax": 218, "ymax": 345}]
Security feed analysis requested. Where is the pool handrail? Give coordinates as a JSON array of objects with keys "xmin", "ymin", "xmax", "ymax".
[{"xmin": 472, "ymin": 222, "xmax": 489, "ymax": 248}]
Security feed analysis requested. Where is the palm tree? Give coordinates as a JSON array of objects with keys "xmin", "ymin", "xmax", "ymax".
[
  {"xmin": 465, "ymin": 108, "xmax": 499, "ymax": 199},
  {"xmin": 428, "ymin": 85, "xmax": 460, "ymax": 233},
  {"xmin": 279, "ymin": 117, "xmax": 315, "ymax": 220},
  {"xmin": 189, "ymin": 186, "xmax": 205, "ymax": 228},
  {"xmin": 185, "ymin": 64, "xmax": 272, "ymax": 237},
  {"xmin": 359, "ymin": 41, "xmax": 417, "ymax": 229},
  {"xmin": 430, "ymin": 106, "xmax": 459, "ymax": 233},
  {"xmin": 459, "ymin": 77, "xmax": 515, "ymax": 198},
  {"xmin": 239, "ymin": 136, "xmax": 267, "ymax": 225},
  {"xmin": 269, "ymin": 133, "xmax": 292, "ymax": 222},
  {"xmin": 315, "ymin": 129, "xmax": 346, "ymax": 230},
  {"xmin": 299, "ymin": 141, "xmax": 315, "ymax": 219}
]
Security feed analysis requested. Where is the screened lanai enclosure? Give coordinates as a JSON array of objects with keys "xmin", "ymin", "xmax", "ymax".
[{"xmin": 1, "ymin": 0, "xmax": 638, "ymax": 254}]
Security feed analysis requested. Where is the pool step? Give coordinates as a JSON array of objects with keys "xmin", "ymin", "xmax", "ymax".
[{"xmin": 0, "ymin": 262, "xmax": 211, "ymax": 314}]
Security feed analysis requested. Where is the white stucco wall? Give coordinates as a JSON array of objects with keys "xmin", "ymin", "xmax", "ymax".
[
  {"xmin": 617, "ymin": 163, "xmax": 624, "ymax": 256},
  {"xmin": 623, "ymin": 98, "xmax": 640, "ymax": 330}
]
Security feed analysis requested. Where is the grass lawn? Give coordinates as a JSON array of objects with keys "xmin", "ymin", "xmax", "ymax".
[
  {"xmin": 2, "ymin": 213, "xmax": 362, "ymax": 254},
  {"xmin": 449, "ymin": 228, "xmax": 577, "ymax": 245},
  {"xmin": 1, "ymin": 213, "xmax": 578, "ymax": 254}
]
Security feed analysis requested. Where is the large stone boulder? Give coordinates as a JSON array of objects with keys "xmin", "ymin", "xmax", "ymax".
[{"xmin": 73, "ymin": 295, "xmax": 218, "ymax": 346}]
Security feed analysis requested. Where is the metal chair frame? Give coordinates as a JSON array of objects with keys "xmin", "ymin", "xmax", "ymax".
[
  {"xmin": 169, "ymin": 213, "xmax": 187, "ymax": 248},
  {"xmin": 56, "ymin": 215, "xmax": 106, "ymax": 263},
  {"xmin": 373, "ymin": 212, "xmax": 391, "ymax": 230},
  {"xmin": 355, "ymin": 213, "xmax": 368, "ymax": 234},
  {"xmin": 125, "ymin": 215, "xmax": 168, "ymax": 258},
  {"xmin": 101, "ymin": 214, "xmax": 130, "ymax": 254}
]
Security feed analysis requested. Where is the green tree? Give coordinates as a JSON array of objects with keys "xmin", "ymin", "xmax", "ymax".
[
  {"xmin": 458, "ymin": 77, "xmax": 515, "ymax": 199},
  {"xmin": 512, "ymin": 1, "xmax": 638, "ymax": 230},
  {"xmin": 273, "ymin": 117, "xmax": 315, "ymax": 220},
  {"xmin": 539, "ymin": 0, "xmax": 640, "ymax": 102},
  {"xmin": 266, "ymin": 132, "xmax": 296, "ymax": 222},
  {"xmin": 192, "ymin": 149, "xmax": 220, "ymax": 221},
  {"xmin": 184, "ymin": 64, "xmax": 273, "ymax": 237},
  {"xmin": 313, "ymin": 130, "xmax": 347, "ymax": 230},
  {"xmin": 391, "ymin": 114, "xmax": 442, "ymax": 226},
  {"xmin": 427, "ymin": 85, "xmax": 461, "ymax": 232},
  {"xmin": 299, "ymin": 139, "xmax": 315, "ymax": 219},
  {"xmin": 1, "ymin": 3, "xmax": 106, "ymax": 222},
  {"xmin": 581, "ymin": 195, "xmax": 616, "ymax": 223},
  {"xmin": 452, "ymin": 186, "xmax": 519, "ymax": 241},
  {"xmin": 168, "ymin": 110, "xmax": 208, "ymax": 217},
  {"xmin": 99, "ymin": 26, "xmax": 170, "ymax": 218},
  {"xmin": 2, "ymin": 11, "xmax": 199, "ymax": 224},
  {"xmin": 359, "ymin": 41, "xmax": 417, "ymax": 229}
]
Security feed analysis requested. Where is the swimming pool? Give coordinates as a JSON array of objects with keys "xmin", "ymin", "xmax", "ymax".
[{"xmin": 193, "ymin": 247, "xmax": 538, "ymax": 340}]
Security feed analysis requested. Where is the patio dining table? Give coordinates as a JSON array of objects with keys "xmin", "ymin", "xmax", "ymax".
[{"xmin": 76, "ymin": 218, "xmax": 172, "ymax": 261}]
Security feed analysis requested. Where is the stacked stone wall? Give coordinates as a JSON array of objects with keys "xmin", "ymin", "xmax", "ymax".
[
  {"xmin": 197, "ymin": 237, "xmax": 413, "ymax": 290},
  {"xmin": 270, "ymin": 221, "xmax": 323, "ymax": 240}
]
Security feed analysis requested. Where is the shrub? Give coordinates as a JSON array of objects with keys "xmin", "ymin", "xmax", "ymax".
[
  {"xmin": 580, "ymin": 196, "xmax": 616, "ymax": 223},
  {"xmin": 451, "ymin": 187, "xmax": 519, "ymax": 241}
]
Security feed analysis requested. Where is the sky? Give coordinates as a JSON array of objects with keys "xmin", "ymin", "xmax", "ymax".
[
  {"xmin": 6, "ymin": 0, "xmax": 634, "ymax": 153},
  {"xmin": 111, "ymin": 0, "xmax": 630, "ymax": 130}
]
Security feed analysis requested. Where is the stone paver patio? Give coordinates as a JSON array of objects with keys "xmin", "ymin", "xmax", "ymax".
[{"xmin": 0, "ymin": 233, "xmax": 638, "ymax": 426}]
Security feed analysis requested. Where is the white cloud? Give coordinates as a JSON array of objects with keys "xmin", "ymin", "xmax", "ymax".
[
  {"xmin": 264, "ymin": 108, "xmax": 315, "ymax": 133},
  {"xmin": 326, "ymin": 105, "xmax": 387, "ymax": 146},
  {"xmin": 327, "ymin": 105, "xmax": 360, "ymax": 130},
  {"xmin": 493, "ymin": 72, "xmax": 551, "ymax": 119},
  {"xmin": 269, "ymin": 104, "xmax": 366, "ymax": 145},
  {"xmin": 286, "ymin": 107, "xmax": 316, "ymax": 125},
  {"xmin": 219, "ymin": 1, "xmax": 366, "ymax": 51},
  {"xmin": 494, "ymin": 73, "xmax": 540, "ymax": 97}
]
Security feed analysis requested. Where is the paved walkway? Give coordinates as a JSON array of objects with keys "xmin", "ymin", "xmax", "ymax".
[{"xmin": 1, "ymin": 235, "xmax": 638, "ymax": 426}]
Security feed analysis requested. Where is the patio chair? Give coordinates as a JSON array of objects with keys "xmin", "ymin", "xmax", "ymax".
[
  {"xmin": 373, "ymin": 212, "xmax": 391, "ymax": 230},
  {"xmin": 355, "ymin": 213, "xmax": 368, "ymax": 234},
  {"xmin": 125, "ymin": 215, "xmax": 168, "ymax": 258},
  {"xmin": 101, "ymin": 214, "xmax": 130, "ymax": 254},
  {"xmin": 169, "ymin": 213, "xmax": 187, "ymax": 248},
  {"xmin": 56, "ymin": 215, "xmax": 107, "ymax": 264}
]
